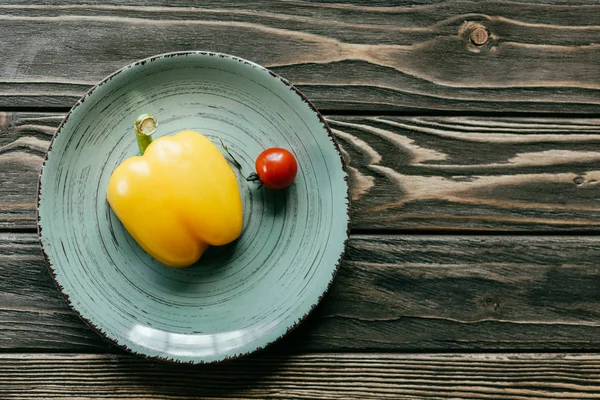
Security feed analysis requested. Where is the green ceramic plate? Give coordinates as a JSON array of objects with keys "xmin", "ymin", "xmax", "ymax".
[{"xmin": 37, "ymin": 51, "xmax": 349, "ymax": 364}]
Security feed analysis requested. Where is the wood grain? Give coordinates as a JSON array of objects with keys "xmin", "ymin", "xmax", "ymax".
[
  {"xmin": 1, "ymin": 1, "xmax": 600, "ymax": 111},
  {"xmin": 331, "ymin": 115, "xmax": 600, "ymax": 231},
  {"xmin": 2, "ymin": 352, "xmax": 600, "ymax": 399},
  {"xmin": 3, "ymin": 112, "xmax": 600, "ymax": 231},
  {"xmin": 5, "ymin": 232, "xmax": 600, "ymax": 352}
]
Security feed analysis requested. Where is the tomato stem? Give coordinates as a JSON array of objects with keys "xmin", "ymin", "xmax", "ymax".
[
  {"xmin": 245, "ymin": 172, "xmax": 261, "ymax": 182},
  {"xmin": 134, "ymin": 114, "xmax": 157, "ymax": 155},
  {"xmin": 219, "ymin": 139, "xmax": 242, "ymax": 171}
]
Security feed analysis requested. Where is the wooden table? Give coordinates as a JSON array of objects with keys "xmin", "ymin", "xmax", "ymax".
[{"xmin": 3, "ymin": 1, "xmax": 600, "ymax": 398}]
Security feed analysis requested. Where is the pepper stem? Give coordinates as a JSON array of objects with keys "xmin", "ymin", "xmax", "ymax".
[{"xmin": 134, "ymin": 114, "xmax": 158, "ymax": 155}]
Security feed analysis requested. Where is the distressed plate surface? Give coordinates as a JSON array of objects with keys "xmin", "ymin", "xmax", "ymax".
[{"xmin": 37, "ymin": 52, "xmax": 349, "ymax": 364}]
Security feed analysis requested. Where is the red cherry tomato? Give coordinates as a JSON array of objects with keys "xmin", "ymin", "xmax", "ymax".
[{"xmin": 254, "ymin": 148, "xmax": 298, "ymax": 190}]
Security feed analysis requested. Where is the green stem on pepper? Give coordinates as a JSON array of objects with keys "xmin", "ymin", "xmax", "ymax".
[{"xmin": 135, "ymin": 114, "xmax": 158, "ymax": 155}]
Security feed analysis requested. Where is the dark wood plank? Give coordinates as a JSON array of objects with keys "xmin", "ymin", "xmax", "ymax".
[
  {"xmin": 0, "ymin": 113, "xmax": 59, "ymax": 229},
  {"xmin": 2, "ymin": 352, "xmax": 600, "ymax": 399},
  {"xmin": 332, "ymin": 116, "xmax": 600, "ymax": 231},
  {"xmin": 3, "ymin": 112, "xmax": 600, "ymax": 231},
  {"xmin": 2, "ymin": 1, "xmax": 600, "ymax": 111},
  {"xmin": 5, "ymin": 232, "xmax": 600, "ymax": 352}
]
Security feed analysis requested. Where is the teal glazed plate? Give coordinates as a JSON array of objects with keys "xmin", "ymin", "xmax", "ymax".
[{"xmin": 37, "ymin": 51, "xmax": 350, "ymax": 364}]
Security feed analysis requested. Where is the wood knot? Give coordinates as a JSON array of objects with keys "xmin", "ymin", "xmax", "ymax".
[
  {"xmin": 484, "ymin": 297, "xmax": 501, "ymax": 312},
  {"xmin": 459, "ymin": 22, "xmax": 491, "ymax": 50},
  {"xmin": 470, "ymin": 27, "xmax": 489, "ymax": 46}
]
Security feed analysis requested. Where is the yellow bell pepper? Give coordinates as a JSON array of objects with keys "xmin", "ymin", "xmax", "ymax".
[{"xmin": 106, "ymin": 114, "xmax": 243, "ymax": 268}]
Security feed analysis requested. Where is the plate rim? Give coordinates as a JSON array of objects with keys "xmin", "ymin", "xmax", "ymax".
[{"xmin": 36, "ymin": 50, "xmax": 351, "ymax": 364}]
